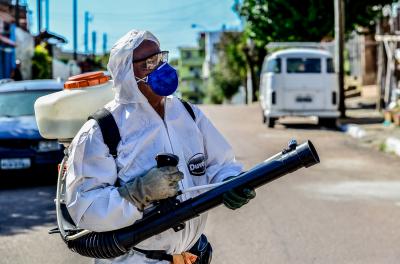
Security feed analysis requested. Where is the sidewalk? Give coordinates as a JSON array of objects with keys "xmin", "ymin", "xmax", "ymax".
[{"xmin": 339, "ymin": 99, "xmax": 400, "ymax": 157}]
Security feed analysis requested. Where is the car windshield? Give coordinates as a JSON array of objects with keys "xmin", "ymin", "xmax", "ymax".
[
  {"xmin": 0, "ymin": 90, "xmax": 56, "ymax": 117},
  {"xmin": 287, "ymin": 58, "xmax": 321, "ymax": 73}
]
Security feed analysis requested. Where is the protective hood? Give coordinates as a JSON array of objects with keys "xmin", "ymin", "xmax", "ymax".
[{"xmin": 107, "ymin": 29, "xmax": 160, "ymax": 104}]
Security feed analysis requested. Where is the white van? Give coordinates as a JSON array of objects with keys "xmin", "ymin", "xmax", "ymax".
[{"xmin": 259, "ymin": 48, "xmax": 339, "ymax": 128}]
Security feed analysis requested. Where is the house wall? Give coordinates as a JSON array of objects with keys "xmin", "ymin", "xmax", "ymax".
[
  {"xmin": 52, "ymin": 59, "xmax": 81, "ymax": 80},
  {"xmin": 346, "ymin": 33, "xmax": 377, "ymax": 86},
  {"xmin": 15, "ymin": 26, "xmax": 33, "ymax": 79}
]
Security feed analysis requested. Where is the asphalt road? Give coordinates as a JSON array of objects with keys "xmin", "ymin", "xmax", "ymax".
[{"xmin": 1, "ymin": 104, "xmax": 400, "ymax": 264}]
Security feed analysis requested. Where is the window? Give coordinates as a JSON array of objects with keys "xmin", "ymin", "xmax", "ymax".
[
  {"xmin": 183, "ymin": 51, "xmax": 192, "ymax": 59},
  {"xmin": 287, "ymin": 58, "xmax": 321, "ymax": 73},
  {"xmin": 327, "ymin": 58, "xmax": 335, "ymax": 73},
  {"xmin": 0, "ymin": 90, "xmax": 55, "ymax": 117},
  {"xmin": 189, "ymin": 67, "xmax": 201, "ymax": 78},
  {"xmin": 262, "ymin": 58, "xmax": 281, "ymax": 73}
]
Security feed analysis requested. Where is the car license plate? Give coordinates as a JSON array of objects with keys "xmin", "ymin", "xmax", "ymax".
[
  {"xmin": 296, "ymin": 96, "xmax": 313, "ymax": 103},
  {"xmin": 0, "ymin": 158, "xmax": 31, "ymax": 170}
]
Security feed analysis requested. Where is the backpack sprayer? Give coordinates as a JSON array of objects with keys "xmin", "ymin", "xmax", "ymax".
[
  {"xmin": 34, "ymin": 72, "xmax": 320, "ymax": 259},
  {"xmin": 57, "ymin": 139, "xmax": 319, "ymax": 259}
]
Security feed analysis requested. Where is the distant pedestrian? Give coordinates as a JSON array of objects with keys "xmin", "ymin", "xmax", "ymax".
[{"xmin": 10, "ymin": 59, "xmax": 23, "ymax": 81}]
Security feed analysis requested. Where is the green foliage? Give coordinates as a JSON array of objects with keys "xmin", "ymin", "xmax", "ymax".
[
  {"xmin": 345, "ymin": 1, "xmax": 396, "ymax": 32},
  {"xmin": 238, "ymin": 0, "xmax": 397, "ymax": 49},
  {"xmin": 32, "ymin": 44, "xmax": 52, "ymax": 79},
  {"xmin": 239, "ymin": 0, "xmax": 332, "ymax": 47},
  {"xmin": 205, "ymin": 75, "xmax": 224, "ymax": 104},
  {"xmin": 59, "ymin": 57, "xmax": 69, "ymax": 64},
  {"xmin": 235, "ymin": 0, "xmax": 396, "ymax": 101},
  {"xmin": 206, "ymin": 31, "xmax": 248, "ymax": 103},
  {"xmin": 379, "ymin": 142, "xmax": 387, "ymax": 152},
  {"xmin": 204, "ymin": 80, "xmax": 224, "ymax": 104},
  {"xmin": 210, "ymin": 65, "xmax": 241, "ymax": 101},
  {"xmin": 96, "ymin": 53, "xmax": 110, "ymax": 69},
  {"xmin": 170, "ymin": 58, "xmax": 179, "ymax": 68}
]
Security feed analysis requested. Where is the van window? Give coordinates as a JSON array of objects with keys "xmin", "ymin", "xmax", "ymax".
[
  {"xmin": 327, "ymin": 58, "xmax": 335, "ymax": 73},
  {"xmin": 263, "ymin": 58, "xmax": 281, "ymax": 73},
  {"xmin": 287, "ymin": 58, "xmax": 321, "ymax": 73}
]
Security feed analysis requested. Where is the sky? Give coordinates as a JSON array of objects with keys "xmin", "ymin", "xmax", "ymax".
[{"xmin": 24, "ymin": 0, "xmax": 242, "ymax": 59}]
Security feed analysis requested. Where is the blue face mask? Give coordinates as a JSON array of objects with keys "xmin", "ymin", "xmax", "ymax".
[{"xmin": 135, "ymin": 63, "xmax": 178, "ymax": 96}]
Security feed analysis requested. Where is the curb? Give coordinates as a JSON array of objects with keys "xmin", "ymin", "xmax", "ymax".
[
  {"xmin": 386, "ymin": 137, "xmax": 400, "ymax": 157},
  {"xmin": 341, "ymin": 124, "xmax": 400, "ymax": 158},
  {"xmin": 340, "ymin": 124, "xmax": 367, "ymax": 139}
]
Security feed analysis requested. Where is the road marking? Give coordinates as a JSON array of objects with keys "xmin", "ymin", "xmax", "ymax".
[{"xmin": 300, "ymin": 181, "xmax": 400, "ymax": 202}]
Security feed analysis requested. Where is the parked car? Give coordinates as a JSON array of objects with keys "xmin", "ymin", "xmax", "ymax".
[
  {"xmin": 0, "ymin": 80, "xmax": 64, "ymax": 182},
  {"xmin": 259, "ymin": 48, "xmax": 340, "ymax": 128}
]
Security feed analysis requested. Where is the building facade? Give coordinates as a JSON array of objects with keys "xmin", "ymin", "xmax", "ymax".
[
  {"xmin": 178, "ymin": 46, "xmax": 205, "ymax": 103},
  {"xmin": 202, "ymin": 31, "xmax": 222, "ymax": 80},
  {"xmin": 0, "ymin": 0, "xmax": 29, "ymax": 79}
]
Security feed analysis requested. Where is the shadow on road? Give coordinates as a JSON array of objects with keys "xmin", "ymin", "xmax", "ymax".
[
  {"xmin": 339, "ymin": 116, "xmax": 384, "ymax": 125},
  {"xmin": 275, "ymin": 122, "xmax": 340, "ymax": 131},
  {"xmin": 0, "ymin": 185, "xmax": 57, "ymax": 236}
]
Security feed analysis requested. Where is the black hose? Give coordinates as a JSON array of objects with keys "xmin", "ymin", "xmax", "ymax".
[
  {"xmin": 65, "ymin": 140, "xmax": 319, "ymax": 258},
  {"xmin": 67, "ymin": 232, "xmax": 126, "ymax": 258}
]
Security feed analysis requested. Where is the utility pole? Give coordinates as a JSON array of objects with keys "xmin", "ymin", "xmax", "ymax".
[
  {"xmin": 15, "ymin": 0, "xmax": 20, "ymax": 27},
  {"xmin": 92, "ymin": 31, "xmax": 97, "ymax": 57},
  {"xmin": 45, "ymin": 0, "xmax": 49, "ymax": 30},
  {"xmin": 102, "ymin": 33, "xmax": 107, "ymax": 55},
  {"xmin": 84, "ymin": 11, "xmax": 93, "ymax": 54},
  {"xmin": 37, "ymin": 0, "xmax": 42, "ymax": 33},
  {"xmin": 376, "ymin": 17, "xmax": 384, "ymax": 110},
  {"xmin": 73, "ymin": 0, "xmax": 77, "ymax": 60},
  {"xmin": 335, "ymin": 0, "xmax": 346, "ymax": 117},
  {"xmin": 12, "ymin": 1, "xmax": 22, "ymax": 72}
]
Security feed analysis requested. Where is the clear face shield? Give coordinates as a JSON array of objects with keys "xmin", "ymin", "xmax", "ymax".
[
  {"xmin": 133, "ymin": 51, "xmax": 179, "ymax": 96},
  {"xmin": 133, "ymin": 51, "xmax": 169, "ymax": 83}
]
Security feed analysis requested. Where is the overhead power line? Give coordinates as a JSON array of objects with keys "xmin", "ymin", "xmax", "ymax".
[{"xmin": 95, "ymin": 0, "xmax": 216, "ymax": 17}]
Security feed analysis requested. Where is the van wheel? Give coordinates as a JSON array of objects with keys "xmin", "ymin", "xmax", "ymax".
[
  {"xmin": 262, "ymin": 113, "xmax": 267, "ymax": 123},
  {"xmin": 266, "ymin": 117, "xmax": 276, "ymax": 128},
  {"xmin": 319, "ymin": 118, "xmax": 337, "ymax": 128}
]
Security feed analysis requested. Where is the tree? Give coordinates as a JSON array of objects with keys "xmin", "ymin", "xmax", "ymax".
[
  {"xmin": 236, "ymin": 0, "xmax": 397, "ymax": 100},
  {"xmin": 206, "ymin": 31, "xmax": 248, "ymax": 104},
  {"xmin": 32, "ymin": 43, "xmax": 52, "ymax": 79},
  {"xmin": 239, "ymin": 0, "xmax": 396, "ymax": 46}
]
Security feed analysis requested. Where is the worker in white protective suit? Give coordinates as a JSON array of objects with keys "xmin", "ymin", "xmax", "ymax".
[{"xmin": 65, "ymin": 29, "xmax": 256, "ymax": 264}]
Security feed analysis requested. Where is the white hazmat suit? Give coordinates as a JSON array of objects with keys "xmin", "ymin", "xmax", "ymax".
[{"xmin": 65, "ymin": 29, "xmax": 243, "ymax": 263}]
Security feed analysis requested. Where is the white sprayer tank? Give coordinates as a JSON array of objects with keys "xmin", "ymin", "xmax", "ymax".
[{"xmin": 34, "ymin": 71, "xmax": 115, "ymax": 141}]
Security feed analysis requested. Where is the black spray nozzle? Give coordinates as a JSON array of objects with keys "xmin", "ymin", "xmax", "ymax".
[
  {"xmin": 288, "ymin": 139, "xmax": 298, "ymax": 150},
  {"xmin": 155, "ymin": 153, "xmax": 179, "ymax": 168},
  {"xmin": 63, "ymin": 141, "xmax": 320, "ymax": 259},
  {"xmin": 282, "ymin": 139, "xmax": 298, "ymax": 154}
]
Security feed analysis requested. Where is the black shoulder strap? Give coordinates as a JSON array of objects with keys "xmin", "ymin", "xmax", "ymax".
[
  {"xmin": 132, "ymin": 247, "xmax": 173, "ymax": 262},
  {"xmin": 88, "ymin": 101, "xmax": 194, "ymax": 159},
  {"xmin": 179, "ymin": 98, "xmax": 196, "ymax": 121},
  {"xmin": 88, "ymin": 108, "xmax": 121, "ymax": 158}
]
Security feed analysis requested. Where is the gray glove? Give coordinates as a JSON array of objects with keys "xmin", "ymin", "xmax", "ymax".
[{"xmin": 118, "ymin": 166, "xmax": 184, "ymax": 211}]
